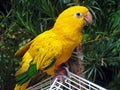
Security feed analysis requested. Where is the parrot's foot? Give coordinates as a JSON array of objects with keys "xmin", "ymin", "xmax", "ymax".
[
  {"xmin": 53, "ymin": 66, "xmax": 70, "ymax": 83},
  {"xmin": 53, "ymin": 74, "xmax": 65, "ymax": 83}
]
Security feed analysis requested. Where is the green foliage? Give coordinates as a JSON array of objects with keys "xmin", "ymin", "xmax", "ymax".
[
  {"xmin": 82, "ymin": 0, "xmax": 120, "ymax": 88},
  {"xmin": 108, "ymin": 71, "xmax": 120, "ymax": 90}
]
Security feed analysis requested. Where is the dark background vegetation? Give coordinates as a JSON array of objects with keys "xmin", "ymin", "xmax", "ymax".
[{"xmin": 0, "ymin": 0, "xmax": 120, "ymax": 90}]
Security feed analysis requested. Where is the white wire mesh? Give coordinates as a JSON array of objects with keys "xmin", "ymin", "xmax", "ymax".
[{"xmin": 27, "ymin": 72, "xmax": 107, "ymax": 90}]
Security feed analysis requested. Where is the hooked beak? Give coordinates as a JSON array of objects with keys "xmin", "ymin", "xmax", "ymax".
[{"xmin": 84, "ymin": 11, "xmax": 93, "ymax": 25}]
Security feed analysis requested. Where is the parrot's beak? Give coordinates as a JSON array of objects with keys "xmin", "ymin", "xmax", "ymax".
[{"xmin": 84, "ymin": 11, "xmax": 92, "ymax": 25}]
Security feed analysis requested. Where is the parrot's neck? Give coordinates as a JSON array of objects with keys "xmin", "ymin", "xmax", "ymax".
[{"xmin": 51, "ymin": 25, "xmax": 83, "ymax": 43}]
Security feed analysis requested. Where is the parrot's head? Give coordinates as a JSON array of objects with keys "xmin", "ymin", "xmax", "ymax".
[{"xmin": 53, "ymin": 6, "xmax": 92, "ymax": 32}]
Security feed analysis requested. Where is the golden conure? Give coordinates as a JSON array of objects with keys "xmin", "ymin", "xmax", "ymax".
[{"xmin": 14, "ymin": 6, "xmax": 92, "ymax": 90}]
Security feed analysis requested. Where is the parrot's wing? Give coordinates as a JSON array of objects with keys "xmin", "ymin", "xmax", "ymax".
[
  {"xmin": 15, "ymin": 40, "xmax": 33, "ymax": 57},
  {"xmin": 15, "ymin": 31, "xmax": 63, "ymax": 85},
  {"xmin": 30, "ymin": 32, "xmax": 63, "ymax": 73}
]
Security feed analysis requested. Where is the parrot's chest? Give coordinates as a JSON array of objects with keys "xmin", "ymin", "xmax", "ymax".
[
  {"xmin": 54, "ymin": 31, "xmax": 82, "ymax": 67},
  {"xmin": 55, "ymin": 39, "xmax": 81, "ymax": 66},
  {"xmin": 62, "ymin": 41, "xmax": 77, "ymax": 57}
]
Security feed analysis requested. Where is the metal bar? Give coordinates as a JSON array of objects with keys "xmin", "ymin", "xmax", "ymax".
[{"xmin": 26, "ymin": 72, "xmax": 107, "ymax": 90}]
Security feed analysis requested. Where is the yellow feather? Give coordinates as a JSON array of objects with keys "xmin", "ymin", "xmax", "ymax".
[
  {"xmin": 15, "ymin": 52, "xmax": 33, "ymax": 76},
  {"xmin": 15, "ymin": 41, "xmax": 33, "ymax": 57},
  {"xmin": 14, "ymin": 81, "xmax": 30, "ymax": 90}
]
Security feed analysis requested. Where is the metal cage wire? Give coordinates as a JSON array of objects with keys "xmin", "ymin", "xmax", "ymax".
[{"xmin": 27, "ymin": 72, "xmax": 107, "ymax": 90}]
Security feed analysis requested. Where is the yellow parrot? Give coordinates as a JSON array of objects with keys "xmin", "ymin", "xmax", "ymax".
[{"xmin": 14, "ymin": 6, "xmax": 92, "ymax": 90}]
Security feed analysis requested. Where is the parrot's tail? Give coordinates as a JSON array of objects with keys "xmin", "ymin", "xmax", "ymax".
[
  {"xmin": 14, "ymin": 64, "xmax": 38, "ymax": 90},
  {"xmin": 14, "ymin": 81, "xmax": 30, "ymax": 90}
]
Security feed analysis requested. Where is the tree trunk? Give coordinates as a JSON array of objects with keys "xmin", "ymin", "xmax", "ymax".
[{"xmin": 67, "ymin": 44, "xmax": 85, "ymax": 77}]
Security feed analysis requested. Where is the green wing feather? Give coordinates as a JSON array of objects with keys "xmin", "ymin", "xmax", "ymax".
[
  {"xmin": 16, "ymin": 58, "xmax": 56, "ymax": 85},
  {"xmin": 43, "ymin": 58, "xmax": 56, "ymax": 70},
  {"xmin": 16, "ymin": 64, "xmax": 38, "ymax": 85}
]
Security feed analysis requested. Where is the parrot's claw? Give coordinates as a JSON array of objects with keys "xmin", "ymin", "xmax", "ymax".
[
  {"xmin": 53, "ymin": 67, "xmax": 70, "ymax": 83},
  {"xmin": 63, "ymin": 66, "xmax": 70, "ymax": 77},
  {"xmin": 53, "ymin": 74, "xmax": 65, "ymax": 83}
]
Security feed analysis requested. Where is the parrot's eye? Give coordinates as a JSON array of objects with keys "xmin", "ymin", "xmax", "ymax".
[{"xmin": 74, "ymin": 12, "xmax": 82, "ymax": 18}]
